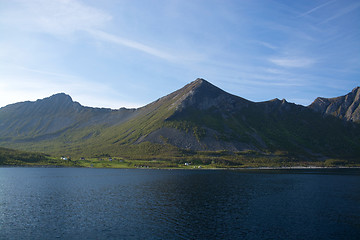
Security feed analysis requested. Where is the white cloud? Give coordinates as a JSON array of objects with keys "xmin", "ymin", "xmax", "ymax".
[
  {"xmin": 255, "ymin": 41, "xmax": 278, "ymax": 50},
  {"xmin": 321, "ymin": 2, "xmax": 360, "ymax": 24},
  {"xmin": 299, "ymin": 0, "xmax": 336, "ymax": 17},
  {"xmin": 87, "ymin": 29, "xmax": 175, "ymax": 61},
  {"xmin": 2, "ymin": 0, "xmax": 111, "ymax": 35},
  {"xmin": 264, "ymin": 68, "xmax": 288, "ymax": 75},
  {"xmin": 269, "ymin": 57, "xmax": 316, "ymax": 68},
  {"xmin": 9, "ymin": 65, "xmax": 78, "ymax": 79},
  {"xmin": 1, "ymin": 0, "xmax": 175, "ymax": 61}
]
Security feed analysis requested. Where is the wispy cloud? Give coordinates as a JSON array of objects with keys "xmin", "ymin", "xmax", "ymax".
[
  {"xmin": 1, "ymin": 0, "xmax": 111, "ymax": 35},
  {"xmin": 0, "ymin": 0, "xmax": 358, "ymax": 109},
  {"xmin": 87, "ymin": 29, "xmax": 175, "ymax": 61},
  {"xmin": 299, "ymin": 0, "xmax": 336, "ymax": 17},
  {"xmin": 269, "ymin": 57, "xmax": 316, "ymax": 68},
  {"xmin": 264, "ymin": 68, "xmax": 288, "ymax": 75},
  {"xmin": 255, "ymin": 41, "xmax": 278, "ymax": 50},
  {"xmin": 1, "ymin": 0, "xmax": 175, "ymax": 61},
  {"xmin": 10, "ymin": 65, "xmax": 79, "ymax": 79},
  {"xmin": 237, "ymin": 78, "xmax": 304, "ymax": 87},
  {"xmin": 321, "ymin": 2, "xmax": 360, "ymax": 24}
]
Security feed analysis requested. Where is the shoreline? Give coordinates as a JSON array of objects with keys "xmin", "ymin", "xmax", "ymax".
[{"xmin": 1, "ymin": 165, "xmax": 360, "ymax": 170}]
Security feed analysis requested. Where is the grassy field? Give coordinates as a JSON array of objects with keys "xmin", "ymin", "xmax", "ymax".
[
  {"xmin": 1, "ymin": 145, "xmax": 359, "ymax": 169},
  {"xmin": 8, "ymin": 153, "xmax": 357, "ymax": 169}
]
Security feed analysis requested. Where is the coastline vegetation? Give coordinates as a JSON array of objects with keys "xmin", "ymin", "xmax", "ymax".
[{"xmin": 1, "ymin": 146, "xmax": 359, "ymax": 169}]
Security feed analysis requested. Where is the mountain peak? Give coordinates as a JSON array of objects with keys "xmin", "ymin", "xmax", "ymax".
[
  {"xmin": 171, "ymin": 78, "xmax": 250, "ymax": 113},
  {"xmin": 37, "ymin": 93, "xmax": 80, "ymax": 109},
  {"xmin": 191, "ymin": 78, "xmax": 210, "ymax": 87},
  {"xmin": 183, "ymin": 78, "xmax": 221, "ymax": 94},
  {"xmin": 46, "ymin": 93, "xmax": 73, "ymax": 102},
  {"xmin": 309, "ymin": 87, "xmax": 360, "ymax": 122},
  {"xmin": 193, "ymin": 77, "xmax": 206, "ymax": 84},
  {"xmin": 31, "ymin": 92, "xmax": 84, "ymax": 114}
]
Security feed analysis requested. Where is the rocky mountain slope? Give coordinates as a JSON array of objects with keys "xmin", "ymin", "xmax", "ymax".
[
  {"xmin": 309, "ymin": 87, "xmax": 360, "ymax": 122},
  {"xmin": 0, "ymin": 79, "xmax": 359, "ymax": 161}
]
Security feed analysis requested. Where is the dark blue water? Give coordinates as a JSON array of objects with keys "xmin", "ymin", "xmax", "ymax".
[{"xmin": 0, "ymin": 168, "xmax": 359, "ymax": 239}]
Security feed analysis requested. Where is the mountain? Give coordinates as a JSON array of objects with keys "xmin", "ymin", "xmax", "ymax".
[
  {"xmin": 0, "ymin": 93, "xmax": 137, "ymax": 141},
  {"xmin": 0, "ymin": 79, "xmax": 359, "ymax": 163},
  {"xmin": 309, "ymin": 87, "xmax": 360, "ymax": 123},
  {"xmin": 0, "ymin": 146, "xmax": 49, "ymax": 165}
]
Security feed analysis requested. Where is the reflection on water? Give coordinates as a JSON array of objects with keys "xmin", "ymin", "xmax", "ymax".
[{"xmin": 0, "ymin": 168, "xmax": 359, "ymax": 239}]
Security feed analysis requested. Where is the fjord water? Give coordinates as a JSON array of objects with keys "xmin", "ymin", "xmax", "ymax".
[{"xmin": 0, "ymin": 168, "xmax": 359, "ymax": 239}]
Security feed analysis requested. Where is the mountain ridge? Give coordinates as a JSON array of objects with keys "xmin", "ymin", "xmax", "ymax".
[
  {"xmin": 309, "ymin": 86, "xmax": 360, "ymax": 122},
  {"xmin": 0, "ymin": 79, "xmax": 359, "ymax": 162},
  {"xmin": 2, "ymin": 80, "xmax": 357, "ymax": 119},
  {"xmin": 0, "ymin": 92, "xmax": 137, "ymax": 140}
]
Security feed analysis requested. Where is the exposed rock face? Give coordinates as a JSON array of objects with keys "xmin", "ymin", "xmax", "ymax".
[
  {"xmin": 309, "ymin": 87, "xmax": 360, "ymax": 122},
  {"xmin": 175, "ymin": 78, "xmax": 251, "ymax": 112}
]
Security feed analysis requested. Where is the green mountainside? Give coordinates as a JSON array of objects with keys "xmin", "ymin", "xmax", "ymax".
[
  {"xmin": 0, "ymin": 146, "xmax": 49, "ymax": 166},
  {"xmin": 0, "ymin": 79, "xmax": 359, "ymax": 167}
]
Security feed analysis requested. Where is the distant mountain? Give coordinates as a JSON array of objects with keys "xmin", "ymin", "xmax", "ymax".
[
  {"xmin": 0, "ymin": 93, "xmax": 136, "ymax": 140},
  {"xmin": 309, "ymin": 87, "xmax": 360, "ymax": 123},
  {"xmin": 0, "ymin": 79, "xmax": 359, "ymax": 162}
]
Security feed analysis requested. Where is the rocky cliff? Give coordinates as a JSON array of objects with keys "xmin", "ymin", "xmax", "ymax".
[{"xmin": 309, "ymin": 87, "xmax": 360, "ymax": 122}]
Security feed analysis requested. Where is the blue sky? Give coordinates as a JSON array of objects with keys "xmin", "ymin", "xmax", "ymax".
[{"xmin": 0, "ymin": 0, "xmax": 359, "ymax": 108}]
